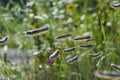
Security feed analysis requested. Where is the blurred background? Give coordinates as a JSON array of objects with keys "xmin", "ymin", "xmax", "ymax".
[{"xmin": 0, "ymin": 0, "xmax": 120, "ymax": 80}]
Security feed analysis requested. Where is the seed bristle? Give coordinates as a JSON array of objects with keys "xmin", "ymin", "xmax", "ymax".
[
  {"xmin": 63, "ymin": 47, "xmax": 75, "ymax": 53},
  {"xmin": 80, "ymin": 44, "xmax": 94, "ymax": 48},
  {"xmin": 111, "ymin": 64, "xmax": 120, "ymax": 71},
  {"xmin": 0, "ymin": 36, "xmax": 9, "ymax": 43},
  {"xmin": 73, "ymin": 35, "xmax": 91, "ymax": 41},
  {"xmin": 93, "ymin": 71, "xmax": 120, "ymax": 79},
  {"xmin": 49, "ymin": 49, "xmax": 59, "ymax": 59},
  {"xmin": 111, "ymin": 3, "xmax": 120, "ymax": 9},
  {"xmin": 55, "ymin": 33, "xmax": 71, "ymax": 39},
  {"xmin": 85, "ymin": 38, "xmax": 93, "ymax": 42},
  {"xmin": 24, "ymin": 25, "xmax": 49, "ymax": 35},
  {"xmin": 88, "ymin": 52, "xmax": 102, "ymax": 59},
  {"xmin": 67, "ymin": 55, "xmax": 78, "ymax": 64}
]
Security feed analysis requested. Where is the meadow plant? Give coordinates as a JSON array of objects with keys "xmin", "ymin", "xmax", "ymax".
[{"xmin": 0, "ymin": 0, "xmax": 120, "ymax": 80}]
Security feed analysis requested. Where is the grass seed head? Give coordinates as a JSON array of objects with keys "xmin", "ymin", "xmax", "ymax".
[
  {"xmin": 111, "ymin": 63, "xmax": 120, "ymax": 71},
  {"xmin": 88, "ymin": 52, "xmax": 102, "ymax": 59},
  {"xmin": 111, "ymin": 3, "xmax": 120, "ymax": 9},
  {"xmin": 33, "ymin": 51, "xmax": 43, "ymax": 56},
  {"xmin": 24, "ymin": 25, "xmax": 49, "ymax": 35},
  {"xmin": 63, "ymin": 47, "xmax": 75, "ymax": 53},
  {"xmin": 55, "ymin": 33, "xmax": 71, "ymax": 40},
  {"xmin": 0, "ymin": 36, "xmax": 9, "ymax": 43},
  {"xmin": 85, "ymin": 38, "xmax": 93, "ymax": 42},
  {"xmin": 73, "ymin": 35, "xmax": 91, "ymax": 41},
  {"xmin": 94, "ymin": 71, "xmax": 120, "ymax": 79},
  {"xmin": 67, "ymin": 55, "xmax": 78, "ymax": 64},
  {"xmin": 49, "ymin": 49, "xmax": 59, "ymax": 59},
  {"xmin": 80, "ymin": 44, "xmax": 94, "ymax": 48}
]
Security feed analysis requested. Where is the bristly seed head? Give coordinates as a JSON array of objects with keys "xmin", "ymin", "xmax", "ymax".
[
  {"xmin": 24, "ymin": 25, "xmax": 49, "ymax": 35},
  {"xmin": 93, "ymin": 71, "xmax": 120, "ymax": 79},
  {"xmin": 85, "ymin": 38, "xmax": 93, "ymax": 42},
  {"xmin": 0, "ymin": 36, "xmax": 9, "ymax": 43},
  {"xmin": 111, "ymin": 63, "xmax": 120, "ymax": 71},
  {"xmin": 49, "ymin": 49, "xmax": 59, "ymax": 59},
  {"xmin": 55, "ymin": 33, "xmax": 71, "ymax": 40},
  {"xmin": 67, "ymin": 55, "xmax": 78, "ymax": 64},
  {"xmin": 63, "ymin": 47, "xmax": 75, "ymax": 53},
  {"xmin": 33, "ymin": 51, "xmax": 43, "ymax": 56},
  {"xmin": 111, "ymin": 3, "xmax": 120, "ymax": 9},
  {"xmin": 88, "ymin": 52, "xmax": 102, "ymax": 59},
  {"xmin": 80, "ymin": 44, "xmax": 94, "ymax": 48},
  {"xmin": 73, "ymin": 35, "xmax": 91, "ymax": 41}
]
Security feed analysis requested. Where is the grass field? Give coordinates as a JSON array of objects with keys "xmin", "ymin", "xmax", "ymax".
[{"xmin": 0, "ymin": 0, "xmax": 120, "ymax": 80}]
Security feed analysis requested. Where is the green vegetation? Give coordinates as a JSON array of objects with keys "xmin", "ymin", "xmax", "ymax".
[{"xmin": 0, "ymin": 0, "xmax": 120, "ymax": 80}]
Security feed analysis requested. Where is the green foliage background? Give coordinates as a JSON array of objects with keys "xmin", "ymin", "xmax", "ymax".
[{"xmin": 0, "ymin": 0, "xmax": 120, "ymax": 80}]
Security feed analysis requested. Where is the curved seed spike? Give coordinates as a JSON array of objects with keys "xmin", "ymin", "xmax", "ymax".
[
  {"xmin": 49, "ymin": 49, "xmax": 59, "ymax": 59},
  {"xmin": 85, "ymin": 38, "xmax": 93, "ymax": 42},
  {"xmin": 63, "ymin": 47, "xmax": 75, "ymax": 53},
  {"xmin": 73, "ymin": 35, "xmax": 91, "ymax": 41},
  {"xmin": 67, "ymin": 55, "xmax": 78, "ymax": 64},
  {"xmin": 94, "ymin": 71, "xmax": 120, "ymax": 79},
  {"xmin": 80, "ymin": 44, "xmax": 94, "ymax": 48},
  {"xmin": 55, "ymin": 33, "xmax": 71, "ymax": 39},
  {"xmin": 111, "ymin": 3, "xmax": 120, "ymax": 9},
  {"xmin": 33, "ymin": 51, "xmax": 43, "ymax": 56},
  {"xmin": 0, "ymin": 36, "xmax": 9, "ymax": 43},
  {"xmin": 111, "ymin": 64, "xmax": 120, "ymax": 71},
  {"xmin": 89, "ymin": 52, "xmax": 102, "ymax": 59},
  {"xmin": 24, "ymin": 25, "xmax": 49, "ymax": 35}
]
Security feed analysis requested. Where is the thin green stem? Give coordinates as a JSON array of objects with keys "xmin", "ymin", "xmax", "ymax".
[{"xmin": 101, "ymin": 25, "xmax": 106, "ymax": 41}]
